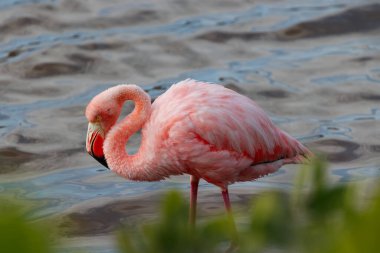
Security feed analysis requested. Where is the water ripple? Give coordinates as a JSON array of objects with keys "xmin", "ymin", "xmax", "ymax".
[
  {"xmin": 0, "ymin": 1, "xmax": 366, "ymax": 64},
  {"xmin": 0, "ymin": 0, "xmax": 55, "ymax": 9}
]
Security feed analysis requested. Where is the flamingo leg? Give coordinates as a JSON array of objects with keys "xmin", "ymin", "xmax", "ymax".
[
  {"xmin": 221, "ymin": 187, "xmax": 239, "ymax": 246},
  {"xmin": 189, "ymin": 175, "xmax": 200, "ymax": 226},
  {"xmin": 221, "ymin": 188, "xmax": 232, "ymax": 212}
]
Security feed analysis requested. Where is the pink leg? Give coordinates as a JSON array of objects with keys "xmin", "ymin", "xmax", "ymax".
[
  {"xmin": 189, "ymin": 175, "xmax": 199, "ymax": 226},
  {"xmin": 221, "ymin": 187, "xmax": 239, "ymax": 246},
  {"xmin": 222, "ymin": 188, "xmax": 232, "ymax": 212}
]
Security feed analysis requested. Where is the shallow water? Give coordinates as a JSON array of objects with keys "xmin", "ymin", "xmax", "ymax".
[{"xmin": 0, "ymin": 0, "xmax": 380, "ymax": 252}]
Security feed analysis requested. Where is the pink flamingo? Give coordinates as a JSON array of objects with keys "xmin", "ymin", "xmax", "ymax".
[{"xmin": 85, "ymin": 79, "xmax": 311, "ymax": 227}]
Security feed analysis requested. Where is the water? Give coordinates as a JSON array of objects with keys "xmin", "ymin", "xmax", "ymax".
[{"xmin": 0, "ymin": 0, "xmax": 380, "ymax": 252}]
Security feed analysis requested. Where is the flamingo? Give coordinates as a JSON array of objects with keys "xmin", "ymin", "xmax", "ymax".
[{"xmin": 85, "ymin": 79, "xmax": 311, "ymax": 229}]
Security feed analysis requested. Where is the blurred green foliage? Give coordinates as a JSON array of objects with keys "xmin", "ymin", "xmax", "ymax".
[
  {"xmin": 118, "ymin": 157, "xmax": 380, "ymax": 253},
  {"xmin": 117, "ymin": 191, "xmax": 231, "ymax": 253},
  {"xmin": 1, "ymin": 157, "xmax": 380, "ymax": 253},
  {"xmin": 0, "ymin": 199, "xmax": 53, "ymax": 253}
]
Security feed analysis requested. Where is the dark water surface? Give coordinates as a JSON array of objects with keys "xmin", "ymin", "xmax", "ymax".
[{"xmin": 0, "ymin": 0, "xmax": 380, "ymax": 252}]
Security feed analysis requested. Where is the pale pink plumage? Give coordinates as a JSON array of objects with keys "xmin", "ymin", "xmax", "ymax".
[{"xmin": 85, "ymin": 79, "xmax": 311, "ymax": 227}]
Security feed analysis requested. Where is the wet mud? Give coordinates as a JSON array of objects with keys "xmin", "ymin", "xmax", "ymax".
[{"xmin": 60, "ymin": 189, "xmax": 258, "ymax": 237}]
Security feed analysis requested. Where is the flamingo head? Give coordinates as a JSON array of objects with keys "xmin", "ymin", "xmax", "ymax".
[
  {"xmin": 86, "ymin": 121, "xmax": 108, "ymax": 168},
  {"xmin": 85, "ymin": 92, "xmax": 123, "ymax": 169}
]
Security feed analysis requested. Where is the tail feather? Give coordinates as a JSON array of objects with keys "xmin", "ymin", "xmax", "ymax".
[{"xmin": 279, "ymin": 130, "xmax": 313, "ymax": 163}]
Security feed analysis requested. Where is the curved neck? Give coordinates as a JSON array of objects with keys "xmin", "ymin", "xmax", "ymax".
[{"xmin": 103, "ymin": 84, "xmax": 153, "ymax": 180}]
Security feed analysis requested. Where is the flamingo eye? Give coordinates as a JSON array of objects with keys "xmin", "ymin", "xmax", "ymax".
[{"xmin": 96, "ymin": 115, "xmax": 102, "ymax": 121}]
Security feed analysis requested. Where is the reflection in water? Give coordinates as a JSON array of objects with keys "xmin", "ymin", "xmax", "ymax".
[{"xmin": 0, "ymin": 0, "xmax": 379, "ymax": 252}]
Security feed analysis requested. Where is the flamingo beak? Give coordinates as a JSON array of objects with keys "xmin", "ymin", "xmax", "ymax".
[{"xmin": 86, "ymin": 122, "xmax": 109, "ymax": 169}]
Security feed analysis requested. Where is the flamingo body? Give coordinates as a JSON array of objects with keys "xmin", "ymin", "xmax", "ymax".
[
  {"xmin": 141, "ymin": 80, "xmax": 308, "ymax": 187},
  {"xmin": 85, "ymin": 79, "xmax": 311, "ymax": 227}
]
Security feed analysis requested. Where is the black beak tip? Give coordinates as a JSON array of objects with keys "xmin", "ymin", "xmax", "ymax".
[
  {"xmin": 88, "ymin": 151, "xmax": 109, "ymax": 169},
  {"xmin": 95, "ymin": 156, "xmax": 109, "ymax": 169}
]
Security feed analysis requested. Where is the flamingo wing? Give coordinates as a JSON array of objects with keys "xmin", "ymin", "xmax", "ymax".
[
  {"xmin": 146, "ymin": 79, "xmax": 309, "ymax": 184},
  {"xmin": 188, "ymin": 94, "xmax": 307, "ymax": 164}
]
